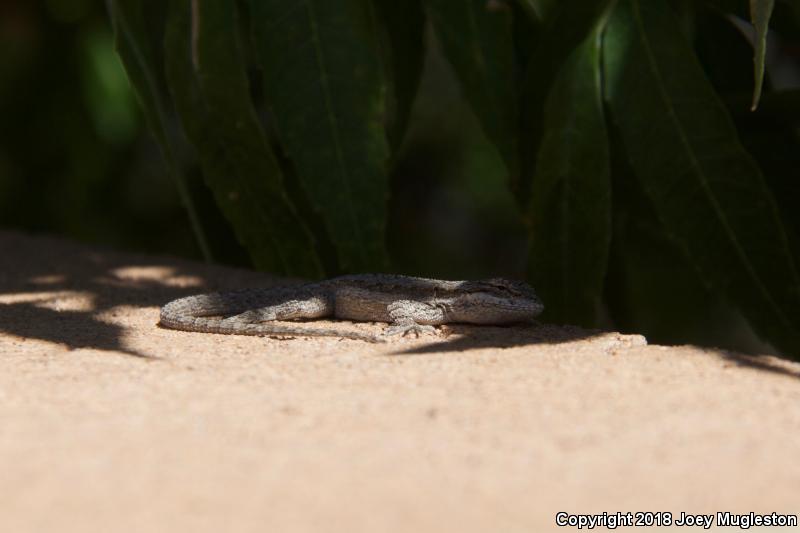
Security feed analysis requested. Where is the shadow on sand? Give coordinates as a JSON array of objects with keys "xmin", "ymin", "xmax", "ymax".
[{"xmin": 1, "ymin": 231, "xmax": 798, "ymax": 378}]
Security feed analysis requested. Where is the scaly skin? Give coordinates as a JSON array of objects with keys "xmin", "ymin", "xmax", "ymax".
[{"xmin": 159, "ymin": 274, "xmax": 544, "ymax": 343}]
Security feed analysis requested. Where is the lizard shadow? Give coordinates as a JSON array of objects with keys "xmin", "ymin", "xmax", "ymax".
[
  {"xmin": 388, "ymin": 325, "xmax": 800, "ymax": 382},
  {"xmin": 387, "ymin": 323, "xmax": 608, "ymax": 354}
]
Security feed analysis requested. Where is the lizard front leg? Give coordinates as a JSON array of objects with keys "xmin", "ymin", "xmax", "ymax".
[{"xmin": 384, "ymin": 300, "xmax": 446, "ymax": 338}]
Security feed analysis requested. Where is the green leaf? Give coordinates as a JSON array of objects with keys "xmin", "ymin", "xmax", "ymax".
[
  {"xmin": 517, "ymin": 0, "xmax": 615, "ymax": 204},
  {"xmin": 106, "ymin": 0, "xmax": 212, "ymax": 261},
  {"xmin": 248, "ymin": 0, "xmax": 391, "ymax": 272},
  {"xmin": 511, "ymin": 0, "xmax": 542, "ymax": 75},
  {"xmin": 373, "ymin": 0, "xmax": 426, "ymax": 150},
  {"xmin": 605, "ymin": 132, "xmax": 754, "ymax": 351},
  {"xmin": 696, "ymin": 7, "xmax": 755, "ymax": 95},
  {"xmin": 604, "ymin": 0, "xmax": 800, "ymax": 356},
  {"xmin": 750, "ymin": 0, "xmax": 775, "ymax": 110},
  {"xmin": 527, "ymin": 26, "xmax": 610, "ymax": 326},
  {"xmin": 703, "ymin": 1, "xmax": 799, "ymax": 109},
  {"xmin": 784, "ymin": 0, "xmax": 800, "ymax": 23},
  {"xmin": 703, "ymin": 0, "xmax": 749, "ymax": 19},
  {"xmin": 518, "ymin": 0, "xmax": 556, "ymax": 20},
  {"xmin": 697, "ymin": 10, "xmax": 800, "ymax": 263},
  {"xmin": 424, "ymin": 0, "xmax": 519, "ymax": 180},
  {"xmin": 163, "ymin": 0, "xmax": 323, "ymax": 277}
]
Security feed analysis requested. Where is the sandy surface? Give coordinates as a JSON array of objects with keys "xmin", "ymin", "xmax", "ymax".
[{"xmin": 1, "ymin": 230, "xmax": 799, "ymax": 533}]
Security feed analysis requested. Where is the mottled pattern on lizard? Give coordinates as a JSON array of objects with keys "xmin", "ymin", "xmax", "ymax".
[{"xmin": 159, "ymin": 274, "xmax": 544, "ymax": 343}]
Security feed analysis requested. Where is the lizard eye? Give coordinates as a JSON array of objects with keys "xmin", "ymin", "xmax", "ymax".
[
  {"xmin": 459, "ymin": 278, "xmax": 538, "ymax": 300},
  {"xmin": 486, "ymin": 278, "xmax": 539, "ymax": 300},
  {"xmin": 485, "ymin": 279, "xmax": 520, "ymax": 295}
]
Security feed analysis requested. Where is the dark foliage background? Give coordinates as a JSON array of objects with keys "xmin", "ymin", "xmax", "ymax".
[{"xmin": 2, "ymin": 0, "xmax": 800, "ymax": 357}]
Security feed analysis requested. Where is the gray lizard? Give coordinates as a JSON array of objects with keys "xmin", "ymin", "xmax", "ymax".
[{"xmin": 159, "ymin": 274, "xmax": 543, "ymax": 343}]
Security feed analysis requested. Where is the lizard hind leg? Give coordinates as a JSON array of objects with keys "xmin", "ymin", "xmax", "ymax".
[
  {"xmin": 221, "ymin": 308, "xmax": 277, "ymax": 325},
  {"xmin": 220, "ymin": 294, "xmax": 334, "ymax": 326}
]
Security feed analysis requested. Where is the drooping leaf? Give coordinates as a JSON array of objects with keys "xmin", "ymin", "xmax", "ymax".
[
  {"xmin": 163, "ymin": 0, "xmax": 323, "ymax": 277},
  {"xmin": 750, "ymin": 0, "xmax": 775, "ymax": 110},
  {"xmin": 697, "ymin": 9, "xmax": 800, "ymax": 263},
  {"xmin": 785, "ymin": 0, "xmax": 800, "ymax": 23},
  {"xmin": 248, "ymin": 0, "xmax": 391, "ymax": 272},
  {"xmin": 703, "ymin": 0, "xmax": 800, "ymax": 36},
  {"xmin": 604, "ymin": 0, "xmax": 800, "ymax": 356},
  {"xmin": 702, "ymin": 1, "xmax": 799, "ymax": 110},
  {"xmin": 703, "ymin": 0, "xmax": 751, "ymax": 23},
  {"xmin": 527, "ymin": 26, "xmax": 610, "ymax": 326},
  {"xmin": 106, "ymin": 0, "xmax": 211, "ymax": 261},
  {"xmin": 605, "ymin": 126, "xmax": 756, "ymax": 351},
  {"xmin": 518, "ymin": 0, "xmax": 556, "ymax": 20},
  {"xmin": 511, "ymin": 0, "xmax": 542, "ymax": 76},
  {"xmin": 517, "ymin": 0, "xmax": 615, "ymax": 205},
  {"xmin": 695, "ymin": 7, "xmax": 756, "ymax": 95},
  {"xmin": 373, "ymin": 0, "xmax": 426, "ymax": 150},
  {"xmin": 424, "ymin": 0, "xmax": 519, "ymax": 181},
  {"xmin": 670, "ymin": 0, "xmax": 700, "ymax": 40}
]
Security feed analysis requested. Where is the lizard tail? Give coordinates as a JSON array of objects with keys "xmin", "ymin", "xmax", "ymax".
[{"xmin": 159, "ymin": 307, "xmax": 386, "ymax": 343}]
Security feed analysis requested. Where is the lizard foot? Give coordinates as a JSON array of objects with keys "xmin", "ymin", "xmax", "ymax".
[{"xmin": 383, "ymin": 323, "xmax": 439, "ymax": 338}]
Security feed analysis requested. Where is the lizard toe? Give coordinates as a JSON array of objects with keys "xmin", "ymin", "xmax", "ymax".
[{"xmin": 383, "ymin": 323, "xmax": 438, "ymax": 338}]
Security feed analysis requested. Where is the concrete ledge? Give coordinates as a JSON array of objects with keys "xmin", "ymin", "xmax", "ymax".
[{"xmin": 1, "ymin": 231, "xmax": 798, "ymax": 532}]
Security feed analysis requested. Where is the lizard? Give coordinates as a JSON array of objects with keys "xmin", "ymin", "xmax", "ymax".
[{"xmin": 159, "ymin": 274, "xmax": 544, "ymax": 343}]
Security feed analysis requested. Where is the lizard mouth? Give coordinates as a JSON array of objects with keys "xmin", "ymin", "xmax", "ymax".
[{"xmin": 460, "ymin": 293, "xmax": 544, "ymax": 323}]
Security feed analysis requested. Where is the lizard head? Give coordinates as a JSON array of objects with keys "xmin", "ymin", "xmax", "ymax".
[{"xmin": 453, "ymin": 278, "xmax": 544, "ymax": 324}]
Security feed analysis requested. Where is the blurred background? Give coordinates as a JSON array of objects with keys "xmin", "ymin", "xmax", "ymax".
[
  {"xmin": 2, "ymin": 0, "xmax": 799, "ymax": 356},
  {"xmin": 0, "ymin": 0, "xmax": 524, "ymax": 278}
]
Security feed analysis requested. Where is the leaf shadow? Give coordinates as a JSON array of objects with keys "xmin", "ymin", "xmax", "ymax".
[
  {"xmin": 0, "ymin": 302, "xmax": 154, "ymax": 359},
  {"xmin": 0, "ymin": 231, "xmax": 273, "ymax": 359},
  {"xmin": 5, "ymin": 231, "xmax": 798, "ymax": 378}
]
